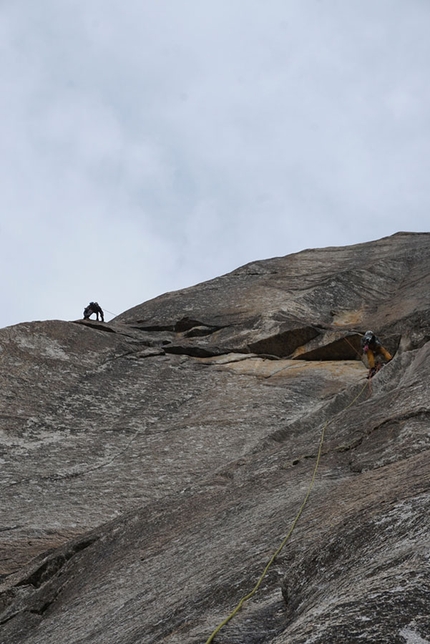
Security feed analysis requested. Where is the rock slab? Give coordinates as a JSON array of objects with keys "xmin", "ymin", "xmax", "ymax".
[{"xmin": 0, "ymin": 232, "xmax": 429, "ymax": 643}]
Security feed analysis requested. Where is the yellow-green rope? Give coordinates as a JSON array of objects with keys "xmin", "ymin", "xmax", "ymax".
[{"xmin": 205, "ymin": 380, "xmax": 369, "ymax": 643}]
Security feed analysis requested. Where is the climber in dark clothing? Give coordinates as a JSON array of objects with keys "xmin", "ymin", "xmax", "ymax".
[
  {"xmin": 83, "ymin": 302, "xmax": 104, "ymax": 322},
  {"xmin": 361, "ymin": 330, "xmax": 392, "ymax": 378}
]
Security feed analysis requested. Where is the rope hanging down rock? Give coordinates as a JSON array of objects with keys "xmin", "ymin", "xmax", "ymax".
[{"xmin": 204, "ymin": 379, "xmax": 370, "ymax": 644}]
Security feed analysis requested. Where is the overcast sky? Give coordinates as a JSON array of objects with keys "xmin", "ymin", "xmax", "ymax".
[{"xmin": 1, "ymin": 1, "xmax": 429, "ymax": 328}]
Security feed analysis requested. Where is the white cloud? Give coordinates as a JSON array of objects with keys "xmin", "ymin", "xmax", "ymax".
[{"xmin": 1, "ymin": 0, "xmax": 429, "ymax": 327}]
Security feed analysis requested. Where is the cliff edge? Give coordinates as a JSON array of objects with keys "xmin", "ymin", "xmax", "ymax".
[{"xmin": 1, "ymin": 232, "xmax": 429, "ymax": 643}]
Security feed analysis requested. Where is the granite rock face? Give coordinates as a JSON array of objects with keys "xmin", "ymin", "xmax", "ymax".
[{"xmin": 0, "ymin": 232, "xmax": 429, "ymax": 644}]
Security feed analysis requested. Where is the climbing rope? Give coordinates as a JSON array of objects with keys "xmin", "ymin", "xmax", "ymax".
[
  {"xmin": 102, "ymin": 308, "xmax": 118, "ymax": 318},
  {"xmin": 204, "ymin": 378, "xmax": 370, "ymax": 644}
]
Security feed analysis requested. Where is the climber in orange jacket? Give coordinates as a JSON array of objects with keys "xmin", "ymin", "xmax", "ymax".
[{"xmin": 361, "ymin": 330, "xmax": 392, "ymax": 378}]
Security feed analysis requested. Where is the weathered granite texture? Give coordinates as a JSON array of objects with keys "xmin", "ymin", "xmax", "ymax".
[{"xmin": 0, "ymin": 232, "xmax": 429, "ymax": 644}]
